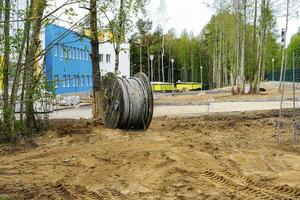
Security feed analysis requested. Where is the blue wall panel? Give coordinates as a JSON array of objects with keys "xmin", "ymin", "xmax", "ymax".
[{"xmin": 45, "ymin": 24, "xmax": 93, "ymax": 94}]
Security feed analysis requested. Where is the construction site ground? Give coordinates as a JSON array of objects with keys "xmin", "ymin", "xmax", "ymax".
[
  {"xmin": 50, "ymin": 82, "xmax": 300, "ymax": 119},
  {"xmin": 1, "ymin": 109, "xmax": 300, "ymax": 199},
  {"xmin": 154, "ymin": 82, "xmax": 300, "ymax": 105}
]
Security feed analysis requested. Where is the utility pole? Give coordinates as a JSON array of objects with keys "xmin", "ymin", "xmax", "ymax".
[
  {"xmin": 150, "ymin": 55, "xmax": 154, "ymax": 82},
  {"xmin": 272, "ymin": 58, "xmax": 275, "ymax": 81},
  {"xmin": 200, "ymin": 66, "xmax": 203, "ymax": 92},
  {"xmin": 140, "ymin": 39, "xmax": 142, "ymax": 72},
  {"xmin": 171, "ymin": 58, "xmax": 175, "ymax": 95},
  {"xmin": 159, "ymin": 0, "xmax": 167, "ymax": 83},
  {"xmin": 161, "ymin": 46, "xmax": 165, "ymax": 82},
  {"xmin": 292, "ymin": 52, "xmax": 296, "ymax": 143},
  {"xmin": 279, "ymin": 0, "xmax": 290, "ymax": 92}
]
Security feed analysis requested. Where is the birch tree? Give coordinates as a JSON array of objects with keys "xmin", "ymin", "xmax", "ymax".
[
  {"xmin": 279, "ymin": 0, "xmax": 290, "ymax": 92},
  {"xmin": 24, "ymin": 0, "xmax": 46, "ymax": 131},
  {"xmin": 102, "ymin": 0, "xmax": 148, "ymax": 74},
  {"xmin": 2, "ymin": 0, "xmax": 12, "ymax": 137},
  {"xmin": 89, "ymin": 0, "xmax": 102, "ymax": 119}
]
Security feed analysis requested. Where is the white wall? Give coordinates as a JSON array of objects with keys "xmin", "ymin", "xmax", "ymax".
[{"xmin": 99, "ymin": 43, "xmax": 130, "ymax": 78}]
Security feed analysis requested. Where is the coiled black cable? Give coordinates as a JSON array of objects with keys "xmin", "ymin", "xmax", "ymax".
[{"xmin": 101, "ymin": 72, "xmax": 153, "ymax": 130}]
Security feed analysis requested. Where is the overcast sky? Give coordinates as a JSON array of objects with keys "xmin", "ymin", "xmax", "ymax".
[
  {"xmin": 50, "ymin": 0, "xmax": 300, "ymax": 44},
  {"xmin": 147, "ymin": 0, "xmax": 300, "ymax": 43},
  {"xmin": 147, "ymin": 0, "xmax": 214, "ymax": 35}
]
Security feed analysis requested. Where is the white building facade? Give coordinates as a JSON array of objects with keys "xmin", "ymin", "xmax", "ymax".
[{"xmin": 99, "ymin": 43, "xmax": 130, "ymax": 79}]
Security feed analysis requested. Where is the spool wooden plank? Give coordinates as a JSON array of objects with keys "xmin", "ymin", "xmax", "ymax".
[{"xmin": 100, "ymin": 72, "xmax": 124, "ymax": 129}]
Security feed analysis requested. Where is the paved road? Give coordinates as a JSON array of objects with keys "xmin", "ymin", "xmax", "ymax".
[{"xmin": 50, "ymin": 100, "xmax": 300, "ymax": 119}]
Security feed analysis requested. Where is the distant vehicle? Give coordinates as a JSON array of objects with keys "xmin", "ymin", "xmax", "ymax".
[{"xmin": 151, "ymin": 82, "xmax": 202, "ymax": 92}]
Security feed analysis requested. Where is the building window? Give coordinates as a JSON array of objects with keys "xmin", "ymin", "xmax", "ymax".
[
  {"xmin": 66, "ymin": 47, "xmax": 71, "ymax": 59},
  {"xmin": 63, "ymin": 46, "xmax": 68, "ymax": 59},
  {"xmin": 77, "ymin": 48, "xmax": 80, "ymax": 60},
  {"xmin": 63, "ymin": 75, "xmax": 66, "ymax": 87},
  {"xmin": 106, "ymin": 54, "xmax": 111, "ymax": 63},
  {"xmin": 77, "ymin": 75, "xmax": 81, "ymax": 86},
  {"xmin": 73, "ymin": 75, "xmax": 77, "ymax": 86},
  {"xmin": 86, "ymin": 50, "xmax": 88, "ymax": 60},
  {"xmin": 67, "ymin": 75, "xmax": 71, "ymax": 87},
  {"xmin": 54, "ymin": 45, "xmax": 58, "ymax": 56},
  {"xmin": 71, "ymin": 47, "xmax": 74, "ymax": 59},
  {"xmin": 54, "ymin": 74, "xmax": 59, "ymax": 88},
  {"xmin": 60, "ymin": 45, "xmax": 64, "ymax": 57},
  {"xmin": 69, "ymin": 47, "xmax": 72, "ymax": 59},
  {"xmin": 99, "ymin": 54, "xmax": 103, "ymax": 62},
  {"xmin": 87, "ymin": 75, "xmax": 90, "ymax": 86},
  {"xmin": 82, "ymin": 75, "xmax": 85, "ymax": 86}
]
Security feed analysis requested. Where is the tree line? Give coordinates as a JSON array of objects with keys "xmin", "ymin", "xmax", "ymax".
[{"xmin": 130, "ymin": 0, "xmax": 300, "ymax": 92}]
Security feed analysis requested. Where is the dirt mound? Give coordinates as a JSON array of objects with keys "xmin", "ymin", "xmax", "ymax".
[
  {"xmin": 49, "ymin": 119, "xmax": 102, "ymax": 137},
  {"xmin": 0, "ymin": 111, "xmax": 300, "ymax": 199}
]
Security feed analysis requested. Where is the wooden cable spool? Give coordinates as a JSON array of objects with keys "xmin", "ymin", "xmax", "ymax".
[{"xmin": 100, "ymin": 72, "xmax": 153, "ymax": 130}]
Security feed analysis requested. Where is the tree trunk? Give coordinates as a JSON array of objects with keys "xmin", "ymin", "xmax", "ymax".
[
  {"xmin": 114, "ymin": 0, "xmax": 125, "ymax": 73},
  {"xmin": 255, "ymin": 0, "xmax": 268, "ymax": 93},
  {"xmin": 235, "ymin": 2, "xmax": 241, "ymax": 94},
  {"xmin": 20, "ymin": 23, "xmax": 31, "ymax": 123},
  {"xmin": 2, "ymin": 0, "xmax": 13, "ymax": 138},
  {"xmin": 157, "ymin": 45, "xmax": 161, "ymax": 81},
  {"xmin": 191, "ymin": 51, "xmax": 194, "ymax": 82},
  {"xmin": 240, "ymin": 0, "xmax": 247, "ymax": 94},
  {"xmin": 139, "ymin": 40, "xmax": 142, "ymax": 72},
  {"xmin": 279, "ymin": 0, "xmax": 289, "ymax": 92},
  {"xmin": 251, "ymin": 0, "xmax": 258, "ymax": 88},
  {"xmin": 217, "ymin": 28, "xmax": 222, "ymax": 88},
  {"xmin": 10, "ymin": 0, "xmax": 34, "ymax": 128},
  {"xmin": 24, "ymin": 0, "xmax": 46, "ymax": 132},
  {"xmin": 90, "ymin": 0, "xmax": 102, "ymax": 119},
  {"xmin": 147, "ymin": 36, "xmax": 150, "ymax": 77},
  {"xmin": 261, "ymin": 30, "xmax": 268, "ymax": 80}
]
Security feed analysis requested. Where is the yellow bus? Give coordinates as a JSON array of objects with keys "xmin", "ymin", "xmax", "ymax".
[
  {"xmin": 151, "ymin": 81, "xmax": 202, "ymax": 92},
  {"xmin": 151, "ymin": 82, "xmax": 175, "ymax": 92},
  {"xmin": 176, "ymin": 82, "xmax": 202, "ymax": 91}
]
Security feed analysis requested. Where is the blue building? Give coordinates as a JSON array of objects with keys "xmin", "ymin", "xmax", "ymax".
[{"xmin": 45, "ymin": 24, "xmax": 93, "ymax": 94}]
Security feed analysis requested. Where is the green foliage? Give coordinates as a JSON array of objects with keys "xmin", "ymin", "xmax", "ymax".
[
  {"xmin": 287, "ymin": 32, "xmax": 300, "ymax": 69},
  {"xmin": 130, "ymin": 8, "xmax": 281, "ymax": 88}
]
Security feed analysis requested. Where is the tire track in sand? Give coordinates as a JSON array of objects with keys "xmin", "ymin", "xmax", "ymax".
[
  {"xmin": 199, "ymin": 170, "xmax": 297, "ymax": 200},
  {"xmin": 53, "ymin": 182, "xmax": 76, "ymax": 200},
  {"xmin": 53, "ymin": 182, "xmax": 131, "ymax": 200},
  {"xmin": 220, "ymin": 169, "xmax": 300, "ymax": 199}
]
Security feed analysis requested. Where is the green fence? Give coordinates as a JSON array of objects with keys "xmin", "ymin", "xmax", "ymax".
[{"xmin": 267, "ymin": 69, "xmax": 300, "ymax": 82}]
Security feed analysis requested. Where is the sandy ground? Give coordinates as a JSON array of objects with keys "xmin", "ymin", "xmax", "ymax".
[
  {"xmin": 0, "ymin": 110, "xmax": 300, "ymax": 199},
  {"xmin": 155, "ymin": 82, "xmax": 300, "ymax": 105}
]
